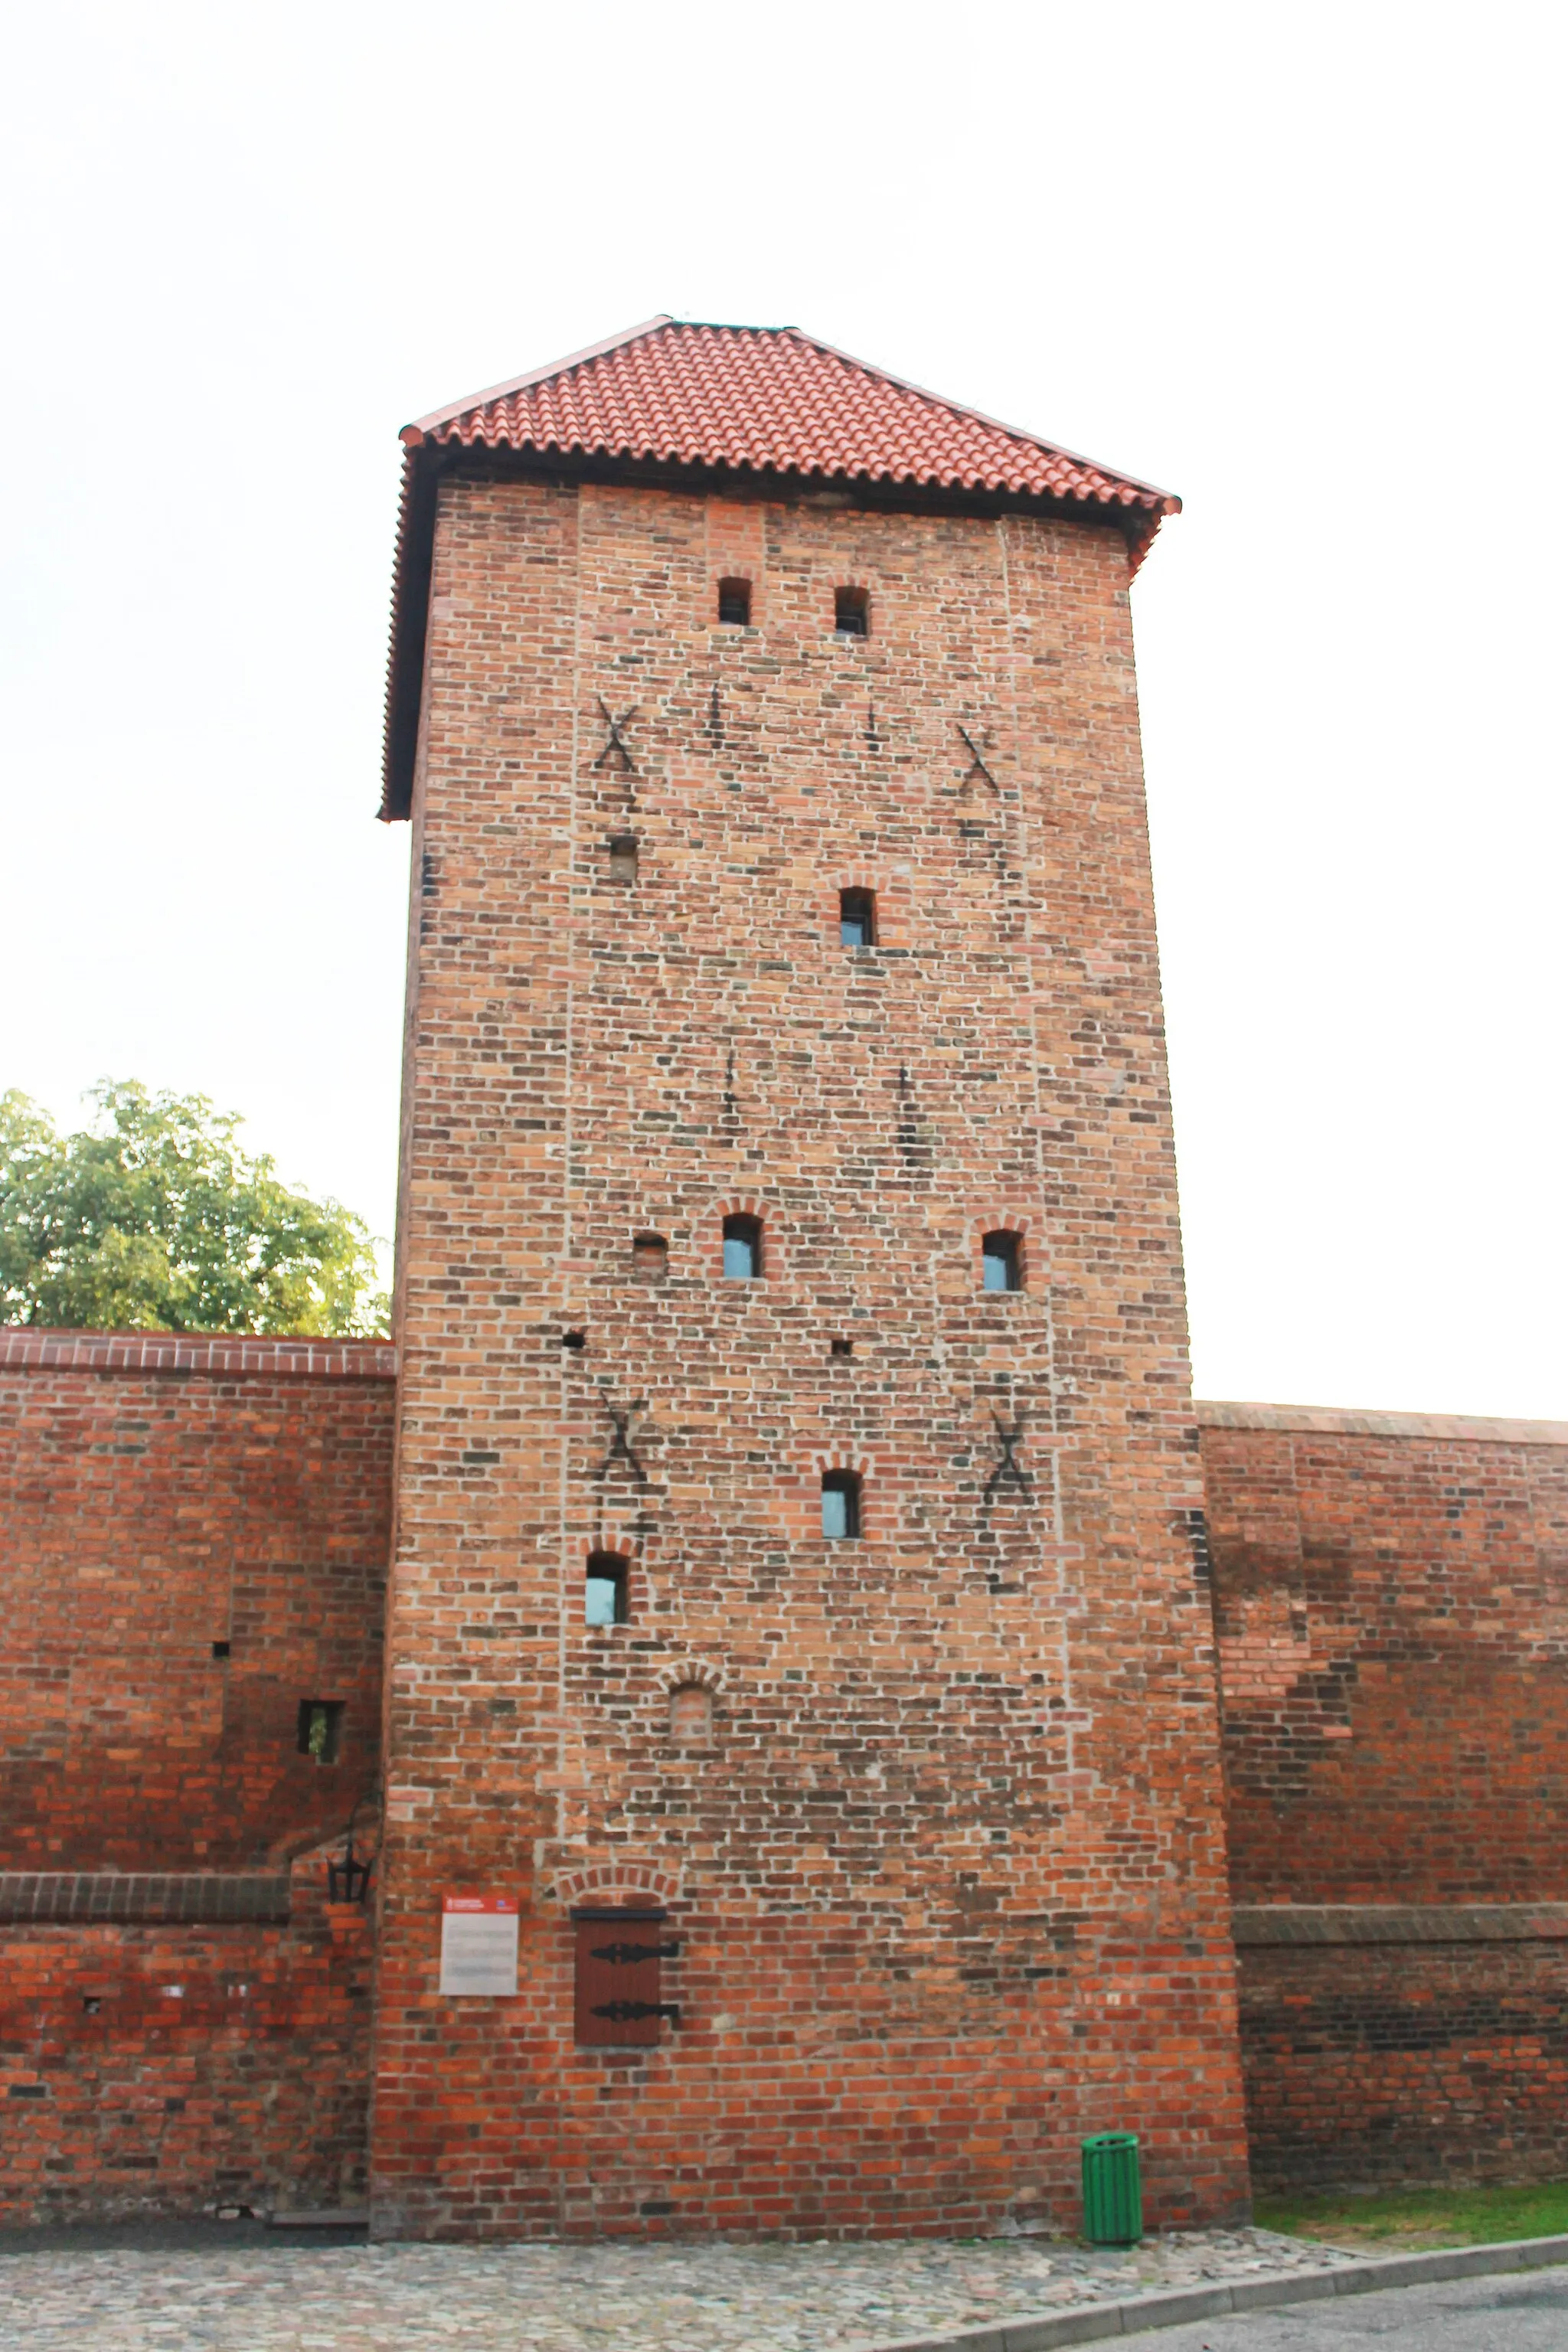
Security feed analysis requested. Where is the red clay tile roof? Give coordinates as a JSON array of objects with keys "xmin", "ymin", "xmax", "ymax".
[
  {"xmin": 381, "ymin": 317, "xmax": 1178, "ymax": 818},
  {"xmin": 401, "ymin": 316, "xmax": 1177, "ymax": 514}
]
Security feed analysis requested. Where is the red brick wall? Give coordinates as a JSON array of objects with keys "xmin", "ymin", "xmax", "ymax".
[
  {"xmin": 0, "ymin": 1331, "xmax": 396, "ymax": 1870},
  {"xmin": 1236, "ymin": 1927, "xmax": 1568, "ymax": 2194},
  {"xmin": 0, "ymin": 1851, "xmax": 374, "ymax": 2224},
  {"xmin": 1200, "ymin": 1404, "xmax": 1568, "ymax": 1906},
  {"xmin": 1203, "ymin": 1402, "xmax": 1568, "ymax": 2190},
  {"xmin": 376, "ymin": 468, "xmax": 1250, "ymax": 2239}
]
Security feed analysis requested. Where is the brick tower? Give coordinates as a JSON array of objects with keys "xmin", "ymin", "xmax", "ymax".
[{"xmin": 372, "ymin": 317, "xmax": 1249, "ymax": 2238}]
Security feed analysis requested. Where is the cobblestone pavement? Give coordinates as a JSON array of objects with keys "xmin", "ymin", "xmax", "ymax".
[{"xmin": 0, "ymin": 2226, "xmax": 1365, "ymax": 2351}]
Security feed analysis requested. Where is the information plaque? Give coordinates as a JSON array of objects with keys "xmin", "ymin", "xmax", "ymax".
[{"xmin": 439, "ymin": 1896, "xmax": 519, "ymax": 1996}]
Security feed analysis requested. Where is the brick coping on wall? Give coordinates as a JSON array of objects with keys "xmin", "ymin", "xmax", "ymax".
[
  {"xmin": 1232, "ymin": 1903, "xmax": 1568, "ymax": 1946},
  {"xmin": 1195, "ymin": 1399, "xmax": 1568, "ymax": 1446},
  {"xmin": 0, "ymin": 1328, "xmax": 397, "ymax": 1380},
  {"xmin": 0, "ymin": 1872, "xmax": 294, "ymax": 1923}
]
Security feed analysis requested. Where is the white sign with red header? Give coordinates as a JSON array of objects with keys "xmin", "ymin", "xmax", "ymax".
[{"xmin": 440, "ymin": 1896, "xmax": 519, "ymax": 1997}]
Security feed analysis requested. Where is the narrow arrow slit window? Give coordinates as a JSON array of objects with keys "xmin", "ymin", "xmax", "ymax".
[
  {"xmin": 722, "ymin": 1214, "xmax": 762, "ymax": 1279},
  {"xmin": 822, "ymin": 1470, "xmax": 861, "ymax": 1540},
  {"xmin": 982, "ymin": 1230, "xmax": 1023, "ymax": 1292},
  {"xmin": 839, "ymin": 888, "xmax": 876, "ymax": 946}
]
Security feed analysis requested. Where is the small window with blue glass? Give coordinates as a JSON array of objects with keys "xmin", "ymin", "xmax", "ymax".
[
  {"xmin": 839, "ymin": 889, "xmax": 876, "ymax": 947},
  {"xmin": 982, "ymin": 1230, "xmax": 1021, "ymax": 1292},
  {"xmin": 585, "ymin": 1553, "xmax": 629, "ymax": 1627},
  {"xmin": 722, "ymin": 1214, "xmax": 762, "ymax": 1279},
  {"xmin": 821, "ymin": 1471, "xmax": 861, "ymax": 1540}
]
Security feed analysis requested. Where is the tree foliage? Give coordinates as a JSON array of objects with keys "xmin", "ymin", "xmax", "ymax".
[{"xmin": 0, "ymin": 1083, "xmax": 389, "ymax": 1336}]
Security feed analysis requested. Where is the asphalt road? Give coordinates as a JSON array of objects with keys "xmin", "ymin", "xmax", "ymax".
[{"xmin": 1140, "ymin": 2263, "xmax": 1568, "ymax": 2350}]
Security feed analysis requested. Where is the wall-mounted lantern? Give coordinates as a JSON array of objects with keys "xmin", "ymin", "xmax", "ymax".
[{"xmin": 326, "ymin": 1791, "xmax": 376, "ymax": 1905}]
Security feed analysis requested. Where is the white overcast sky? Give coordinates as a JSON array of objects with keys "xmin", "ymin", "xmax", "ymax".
[{"xmin": 2, "ymin": 2, "xmax": 1563, "ymax": 1415}]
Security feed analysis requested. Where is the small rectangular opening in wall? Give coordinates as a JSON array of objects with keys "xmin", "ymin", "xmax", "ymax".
[
  {"xmin": 296, "ymin": 1700, "xmax": 344, "ymax": 1763},
  {"xmin": 839, "ymin": 888, "xmax": 876, "ymax": 947},
  {"xmin": 608, "ymin": 834, "xmax": 639, "ymax": 885},
  {"xmin": 822, "ymin": 1470, "xmax": 862, "ymax": 1540},
  {"xmin": 835, "ymin": 586, "xmax": 869, "ymax": 637},
  {"xmin": 722, "ymin": 1214, "xmax": 762, "ymax": 1280},
  {"xmin": 717, "ymin": 577, "xmax": 751, "ymax": 626},
  {"xmin": 982, "ymin": 1231, "xmax": 1023, "ymax": 1292},
  {"xmin": 586, "ymin": 1553, "xmax": 629, "ymax": 1627},
  {"xmin": 211, "ymin": 1640, "xmax": 230, "ymax": 1659}
]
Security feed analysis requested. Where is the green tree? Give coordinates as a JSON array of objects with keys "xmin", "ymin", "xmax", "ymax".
[{"xmin": 0, "ymin": 1082, "xmax": 389, "ymax": 1336}]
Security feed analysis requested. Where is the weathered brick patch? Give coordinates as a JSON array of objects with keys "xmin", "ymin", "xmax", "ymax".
[
  {"xmin": 0, "ymin": 1852, "xmax": 372, "ymax": 2226},
  {"xmin": 1237, "ymin": 1929, "xmax": 1568, "ymax": 2195}
]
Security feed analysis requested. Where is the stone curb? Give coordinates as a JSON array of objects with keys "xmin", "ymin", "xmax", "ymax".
[{"xmin": 867, "ymin": 2233, "xmax": 1568, "ymax": 2351}]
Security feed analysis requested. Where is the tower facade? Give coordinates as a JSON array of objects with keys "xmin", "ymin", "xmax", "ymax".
[{"xmin": 371, "ymin": 318, "xmax": 1249, "ymax": 2237}]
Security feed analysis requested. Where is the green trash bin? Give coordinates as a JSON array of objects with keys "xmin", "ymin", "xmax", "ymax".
[{"xmin": 1081, "ymin": 2132, "xmax": 1142, "ymax": 2245}]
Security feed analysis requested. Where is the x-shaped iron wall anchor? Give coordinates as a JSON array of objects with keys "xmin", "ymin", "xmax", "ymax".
[
  {"xmin": 956, "ymin": 724, "xmax": 1000, "ymax": 795},
  {"xmin": 982, "ymin": 1412, "xmax": 1032, "ymax": 1508},
  {"xmin": 596, "ymin": 1387, "xmax": 651, "ymax": 1488},
  {"xmin": 594, "ymin": 699, "xmax": 639, "ymax": 773}
]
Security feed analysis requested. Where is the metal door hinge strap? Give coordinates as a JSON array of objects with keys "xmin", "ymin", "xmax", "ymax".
[
  {"xmin": 590, "ymin": 2000, "xmax": 681, "ymax": 2024},
  {"xmin": 590, "ymin": 1941, "xmax": 681, "ymax": 1966}
]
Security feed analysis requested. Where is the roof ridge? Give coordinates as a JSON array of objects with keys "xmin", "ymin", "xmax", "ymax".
[{"xmin": 403, "ymin": 314, "xmax": 676, "ymax": 443}]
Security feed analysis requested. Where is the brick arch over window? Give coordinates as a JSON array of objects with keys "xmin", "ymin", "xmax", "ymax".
[
  {"xmin": 547, "ymin": 1862, "xmax": 684, "ymax": 1910},
  {"xmin": 658, "ymin": 1659, "xmax": 726, "ymax": 1697},
  {"xmin": 583, "ymin": 1538, "xmax": 636, "ymax": 1570},
  {"xmin": 808, "ymin": 1449, "xmax": 869, "ymax": 1479}
]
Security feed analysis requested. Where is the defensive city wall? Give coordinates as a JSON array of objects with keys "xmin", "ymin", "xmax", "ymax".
[{"xmin": 2, "ymin": 1333, "xmax": 1563, "ymax": 2224}]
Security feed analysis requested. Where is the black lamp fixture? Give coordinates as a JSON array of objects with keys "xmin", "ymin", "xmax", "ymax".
[{"xmin": 326, "ymin": 1789, "xmax": 377, "ymax": 1905}]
